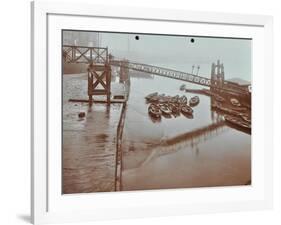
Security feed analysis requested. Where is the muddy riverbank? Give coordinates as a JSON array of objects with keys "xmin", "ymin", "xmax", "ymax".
[{"xmin": 63, "ymin": 73, "xmax": 123, "ymax": 193}]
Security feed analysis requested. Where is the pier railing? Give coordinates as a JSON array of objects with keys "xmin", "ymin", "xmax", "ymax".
[{"xmin": 63, "ymin": 45, "xmax": 108, "ymax": 64}]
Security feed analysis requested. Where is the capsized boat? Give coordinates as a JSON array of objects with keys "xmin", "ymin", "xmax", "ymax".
[{"xmin": 189, "ymin": 96, "xmax": 200, "ymax": 107}]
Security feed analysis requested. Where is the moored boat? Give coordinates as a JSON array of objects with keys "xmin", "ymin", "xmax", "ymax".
[
  {"xmin": 159, "ymin": 104, "xmax": 173, "ymax": 115},
  {"xmin": 211, "ymin": 101, "xmax": 221, "ymax": 109},
  {"xmin": 148, "ymin": 95, "xmax": 159, "ymax": 103},
  {"xmin": 183, "ymin": 113, "xmax": 194, "ymax": 119},
  {"xmin": 169, "ymin": 103, "xmax": 181, "ymax": 117},
  {"xmin": 189, "ymin": 96, "xmax": 200, "ymax": 107},
  {"xmin": 181, "ymin": 104, "xmax": 193, "ymax": 115},
  {"xmin": 212, "ymin": 102, "xmax": 241, "ymax": 117},
  {"xmin": 240, "ymin": 114, "xmax": 251, "ymax": 123},
  {"xmin": 230, "ymin": 98, "xmax": 241, "ymax": 107},
  {"xmin": 145, "ymin": 92, "xmax": 158, "ymax": 100},
  {"xmin": 170, "ymin": 95, "xmax": 180, "ymax": 104},
  {"xmin": 158, "ymin": 94, "xmax": 169, "ymax": 104},
  {"xmin": 148, "ymin": 103, "xmax": 162, "ymax": 118},
  {"xmin": 224, "ymin": 115, "xmax": 251, "ymax": 133},
  {"xmin": 215, "ymin": 95, "xmax": 225, "ymax": 102},
  {"xmin": 178, "ymin": 95, "xmax": 187, "ymax": 104},
  {"xmin": 180, "ymin": 84, "xmax": 186, "ymax": 91},
  {"xmin": 230, "ymin": 106, "xmax": 248, "ymax": 112}
]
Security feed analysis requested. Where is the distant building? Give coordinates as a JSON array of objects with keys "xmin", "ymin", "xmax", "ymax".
[
  {"xmin": 226, "ymin": 78, "xmax": 251, "ymax": 93},
  {"xmin": 63, "ymin": 31, "xmax": 99, "ymax": 47}
]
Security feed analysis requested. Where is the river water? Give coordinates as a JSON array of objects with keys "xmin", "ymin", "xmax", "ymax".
[
  {"xmin": 62, "ymin": 70, "xmax": 251, "ymax": 194},
  {"xmin": 121, "ymin": 71, "xmax": 251, "ymax": 191}
]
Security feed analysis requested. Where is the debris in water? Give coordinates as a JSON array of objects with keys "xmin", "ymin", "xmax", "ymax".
[{"xmin": 78, "ymin": 112, "xmax": 86, "ymax": 118}]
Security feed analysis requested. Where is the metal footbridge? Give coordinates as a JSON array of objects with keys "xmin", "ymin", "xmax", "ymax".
[{"xmin": 62, "ymin": 45, "xmax": 249, "ymax": 95}]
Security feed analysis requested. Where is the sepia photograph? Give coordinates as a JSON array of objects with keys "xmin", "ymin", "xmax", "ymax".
[{"xmin": 62, "ymin": 30, "xmax": 251, "ymax": 194}]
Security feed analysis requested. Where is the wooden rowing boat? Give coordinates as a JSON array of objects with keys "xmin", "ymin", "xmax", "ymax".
[
  {"xmin": 145, "ymin": 92, "xmax": 158, "ymax": 100},
  {"xmin": 189, "ymin": 96, "xmax": 200, "ymax": 107},
  {"xmin": 178, "ymin": 95, "xmax": 187, "ymax": 104},
  {"xmin": 240, "ymin": 115, "xmax": 251, "ymax": 123},
  {"xmin": 180, "ymin": 84, "xmax": 186, "ymax": 91},
  {"xmin": 215, "ymin": 95, "xmax": 225, "ymax": 102},
  {"xmin": 168, "ymin": 103, "xmax": 180, "ymax": 117},
  {"xmin": 159, "ymin": 104, "xmax": 173, "ymax": 115},
  {"xmin": 181, "ymin": 104, "xmax": 193, "ymax": 115},
  {"xmin": 170, "ymin": 95, "xmax": 180, "ymax": 104},
  {"xmin": 230, "ymin": 98, "xmax": 241, "ymax": 107},
  {"xmin": 148, "ymin": 103, "xmax": 162, "ymax": 118},
  {"xmin": 224, "ymin": 115, "xmax": 251, "ymax": 133}
]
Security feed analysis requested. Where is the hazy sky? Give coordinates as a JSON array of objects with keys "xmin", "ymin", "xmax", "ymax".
[{"xmin": 63, "ymin": 31, "xmax": 251, "ymax": 82}]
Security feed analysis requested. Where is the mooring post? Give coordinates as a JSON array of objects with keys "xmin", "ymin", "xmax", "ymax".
[{"xmin": 106, "ymin": 64, "xmax": 111, "ymax": 105}]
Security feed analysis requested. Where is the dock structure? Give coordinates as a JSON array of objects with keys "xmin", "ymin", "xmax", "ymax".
[
  {"xmin": 87, "ymin": 61, "xmax": 111, "ymax": 105},
  {"xmin": 62, "ymin": 45, "xmax": 112, "ymax": 105}
]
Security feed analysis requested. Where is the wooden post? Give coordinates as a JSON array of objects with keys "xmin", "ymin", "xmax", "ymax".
[
  {"xmin": 72, "ymin": 46, "xmax": 76, "ymax": 63},
  {"xmin": 106, "ymin": 64, "xmax": 111, "ymax": 105},
  {"xmin": 88, "ymin": 65, "xmax": 93, "ymax": 106},
  {"xmin": 90, "ymin": 48, "xmax": 92, "ymax": 63}
]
